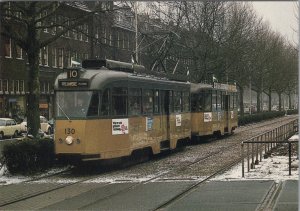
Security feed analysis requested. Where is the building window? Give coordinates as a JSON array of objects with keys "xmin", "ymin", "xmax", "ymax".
[
  {"xmin": 57, "ymin": 48, "xmax": 63, "ymax": 68},
  {"xmin": 10, "ymin": 80, "xmax": 15, "ymax": 92},
  {"xmin": 14, "ymin": 80, "xmax": 19, "ymax": 92},
  {"xmin": 65, "ymin": 19, "xmax": 70, "ymax": 38},
  {"xmin": 3, "ymin": 79, "xmax": 8, "ymax": 92},
  {"xmin": 117, "ymin": 31, "xmax": 120, "ymax": 48},
  {"xmin": 39, "ymin": 49, "xmax": 42, "ymax": 65},
  {"xmin": 52, "ymin": 47, "xmax": 57, "ymax": 67},
  {"xmin": 16, "ymin": 45, "xmax": 22, "ymax": 59},
  {"xmin": 103, "ymin": 27, "xmax": 107, "ymax": 44},
  {"xmin": 109, "ymin": 33, "xmax": 112, "ymax": 46},
  {"xmin": 4, "ymin": 37, "xmax": 11, "ymax": 58},
  {"xmin": 19, "ymin": 80, "xmax": 24, "ymax": 92},
  {"xmin": 42, "ymin": 46, "xmax": 48, "ymax": 66}
]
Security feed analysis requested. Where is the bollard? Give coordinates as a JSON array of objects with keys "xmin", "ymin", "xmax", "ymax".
[
  {"xmin": 289, "ymin": 142, "xmax": 292, "ymax": 176},
  {"xmin": 242, "ymin": 143, "xmax": 244, "ymax": 177},
  {"xmin": 260, "ymin": 136, "xmax": 263, "ymax": 162},
  {"xmin": 247, "ymin": 143, "xmax": 250, "ymax": 172},
  {"xmin": 255, "ymin": 137, "xmax": 259, "ymax": 165},
  {"xmin": 251, "ymin": 142, "xmax": 255, "ymax": 169}
]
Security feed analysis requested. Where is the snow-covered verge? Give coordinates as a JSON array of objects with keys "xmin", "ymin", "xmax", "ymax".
[{"xmin": 213, "ymin": 155, "xmax": 298, "ymax": 182}]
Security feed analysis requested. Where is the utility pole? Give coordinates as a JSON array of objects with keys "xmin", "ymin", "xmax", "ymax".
[
  {"xmin": 250, "ymin": 75, "xmax": 252, "ymax": 115},
  {"xmin": 135, "ymin": 2, "xmax": 138, "ymax": 63}
]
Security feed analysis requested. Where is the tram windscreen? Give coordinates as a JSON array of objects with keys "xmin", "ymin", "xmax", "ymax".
[{"xmin": 55, "ymin": 91, "xmax": 94, "ymax": 118}]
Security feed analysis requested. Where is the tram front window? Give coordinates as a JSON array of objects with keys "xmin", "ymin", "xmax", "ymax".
[{"xmin": 56, "ymin": 91, "xmax": 94, "ymax": 118}]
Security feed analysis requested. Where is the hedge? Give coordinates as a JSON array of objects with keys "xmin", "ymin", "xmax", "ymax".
[
  {"xmin": 238, "ymin": 111, "xmax": 286, "ymax": 126},
  {"xmin": 2, "ymin": 138, "xmax": 55, "ymax": 174}
]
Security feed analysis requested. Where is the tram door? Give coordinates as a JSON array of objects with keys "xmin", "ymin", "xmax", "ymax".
[
  {"xmin": 162, "ymin": 90, "xmax": 171, "ymax": 141},
  {"xmin": 224, "ymin": 94, "xmax": 230, "ymax": 133}
]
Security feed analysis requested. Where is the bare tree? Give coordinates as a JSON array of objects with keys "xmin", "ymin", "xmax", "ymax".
[{"xmin": 1, "ymin": 2, "xmax": 103, "ymax": 137}]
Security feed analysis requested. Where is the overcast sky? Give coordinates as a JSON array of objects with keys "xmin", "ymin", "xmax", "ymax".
[{"xmin": 251, "ymin": 1, "xmax": 298, "ymax": 45}]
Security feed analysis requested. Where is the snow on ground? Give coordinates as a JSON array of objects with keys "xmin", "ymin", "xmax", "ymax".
[
  {"xmin": 213, "ymin": 155, "xmax": 299, "ymax": 182},
  {"xmin": 0, "ymin": 166, "xmax": 70, "ymax": 185},
  {"xmin": 1, "ymin": 155, "xmax": 298, "ymax": 185}
]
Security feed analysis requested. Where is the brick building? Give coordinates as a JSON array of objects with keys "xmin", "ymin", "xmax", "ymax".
[{"xmin": 0, "ymin": 2, "xmax": 136, "ymax": 120}]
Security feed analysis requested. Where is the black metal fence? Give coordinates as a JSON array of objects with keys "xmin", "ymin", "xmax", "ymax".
[{"xmin": 241, "ymin": 119, "xmax": 298, "ymax": 177}]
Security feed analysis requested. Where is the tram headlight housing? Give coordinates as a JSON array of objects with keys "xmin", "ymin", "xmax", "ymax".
[{"xmin": 65, "ymin": 136, "xmax": 74, "ymax": 145}]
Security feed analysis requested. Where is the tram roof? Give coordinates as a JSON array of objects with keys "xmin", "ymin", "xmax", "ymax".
[{"xmin": 55, "ymin": 67, "xmax": 190, "ymax": 90}]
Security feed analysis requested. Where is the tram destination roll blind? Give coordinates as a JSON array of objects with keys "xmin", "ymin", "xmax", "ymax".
[{"xmin": 58, "ymin": 79, "xmax": 89, "ymax": 88}]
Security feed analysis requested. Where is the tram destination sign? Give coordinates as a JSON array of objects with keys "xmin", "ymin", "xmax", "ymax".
[{"xmin": 58, "ymin": 80, "xmax": 89, "ymax": 88}]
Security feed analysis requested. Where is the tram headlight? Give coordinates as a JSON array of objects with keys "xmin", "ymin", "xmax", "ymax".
[{"xmin": 65, "ymin": 136, "xmax": 74, "ymax": 145}]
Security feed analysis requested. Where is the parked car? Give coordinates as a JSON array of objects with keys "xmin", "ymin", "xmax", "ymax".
[
  {"xmin": 20, "ymin": 116, "xmax": 52, "ymax": 134},
  {"xmin": 0, "ymin": 118, "xmax": 21, "ymax": 139}
]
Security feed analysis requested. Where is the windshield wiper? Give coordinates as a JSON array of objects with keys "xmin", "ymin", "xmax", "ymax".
[{"xmin": 56, "ymin": 102, "xmax": 71, "ymax": 121}]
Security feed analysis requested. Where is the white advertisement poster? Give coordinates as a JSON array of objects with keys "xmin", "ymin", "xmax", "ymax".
[
  {"xmin": 146, "ymin": 117, "xmax": 153, "ymax": 131},
  {"xmin": 231, "ymin": 111, "xmax": 234, "ymax": 119},
  {"xmin": 112, "ymin": 119, "xmax": 129, "ymax": 135},
  {"xmin": 176, "ymin": 114, "xmax": 182, "ymax": 127},
  {"xmin": 204, "ymin": 112, "xmax": 212, "ymax": 122}
]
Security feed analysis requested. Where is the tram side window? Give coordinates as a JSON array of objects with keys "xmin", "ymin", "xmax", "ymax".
[
  {"xmin": 160, "ymin": 90, "xmax": 165, "ymax": 114},
  {"xmin": 217, "ymin": 91, "xmax": 221, "ymax": 111},
  {"xmin": 129, "ymin": 88, "xmax": 141, "ymax": 116},
  {"xmin": 204, "ymin": 91, "xmax": 212, "ymax": 112},
  {"xmin": 233, "ymin": 93, "xmax": 238, "ymax": 109},
  {"xmin": 221, "ymin": 92, "xmax": 225, "ymax": 110},
  {"xmin": 182, "ymin": 91, "xmax": 190, "ymax": 112},
  {"xmin": 169, "ymin": 91, "xmax": 173, "ymax": 113},
  {"xmin": 101, "ymin": 88, "xmax": 110, "ymax": 116},
  {"xmin": 154, "ymin": 90, "xmax": 160, "ymax": 114},
  {"xmin": 212, "ymin": 91, "xmax": 217, "ymax": 111},
  {"xmin": 174, "ymin": 91, "xmax": 182, "ymax": 113},
  {"xmin": 87, "ymin": 91, "xmax": 99, "ymax": 116},
  {"xmin": 230, "ymin": 93, "xmax": 234, "ymax": 109},
  {"xmin": 143, "ymin": 89, "xmax": 153, "ymax": 115},
  {"xmin": 112, "ymin": 87, "xmax": 127, "ymax": 116}
]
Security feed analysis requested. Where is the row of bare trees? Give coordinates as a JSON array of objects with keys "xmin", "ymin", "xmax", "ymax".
[
  {"xmin": 1, "ymin": 1, "xmax": 297, "ymax": 136},
  {"xmin": 138, "ymin": 1, "xmax": 298, "ymax": 116}
]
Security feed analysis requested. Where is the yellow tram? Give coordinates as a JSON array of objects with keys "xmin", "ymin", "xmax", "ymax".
[
  {"xmin": 54, "ymin": 59, "xmax": 238, "ymax": 162},
  {"xmin": 54, "ymin": 59, "xmax": 191, "ymax": 161},
  {"xmin": 191, "ymin": 83, "xmax": 238, "ymax": 139}
]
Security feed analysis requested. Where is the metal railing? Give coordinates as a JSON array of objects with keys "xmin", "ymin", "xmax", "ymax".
[{"xmin": 241, "ymin": 119, "xmax": 298, "ymax": 177}]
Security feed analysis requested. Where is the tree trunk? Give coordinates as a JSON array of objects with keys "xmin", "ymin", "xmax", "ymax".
[
  {"xmin": 268, "ymin": 89, "xmax": 272, "ymax": 112},
  {"xmin": 288, "ymin": 93, "xmax": 292, "ymax": 109},
  {"xmin": 26, "ymin": 25, "xmax": 41, "ymax": 137},
  {"xmin": 257, "ymin": 91, "xmax": 261, "ymax": 113},
  {"xmin": 278, "ymin": 92, "xmax": 282, "ymax": 111}
]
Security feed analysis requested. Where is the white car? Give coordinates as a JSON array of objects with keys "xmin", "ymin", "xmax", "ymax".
[
  {"xmin": 20, "ymin": 116, "xmax": 52, "ymax": 134},
  {"xmin": 0, "ymin": 118, "xmax": 21, "ymax": 139}
]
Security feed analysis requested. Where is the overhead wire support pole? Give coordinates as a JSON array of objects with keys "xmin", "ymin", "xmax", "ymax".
[{"xmin": 135, "ymin": 1, "xmax": 138, "ymax": 63}]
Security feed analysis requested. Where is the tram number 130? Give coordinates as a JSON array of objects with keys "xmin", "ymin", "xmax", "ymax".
[{"xmin": 65, "ymin": 128, "xmax": 75, "ymax": 135}]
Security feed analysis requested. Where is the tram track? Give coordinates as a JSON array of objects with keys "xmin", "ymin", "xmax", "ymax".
[
  {"xmin": 0, "ymin": 139, "xmax": 242, "ymax": 209},
  {"xmin": 0, "ymin": 115, "xmax": 297, "ymax": 209}
]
